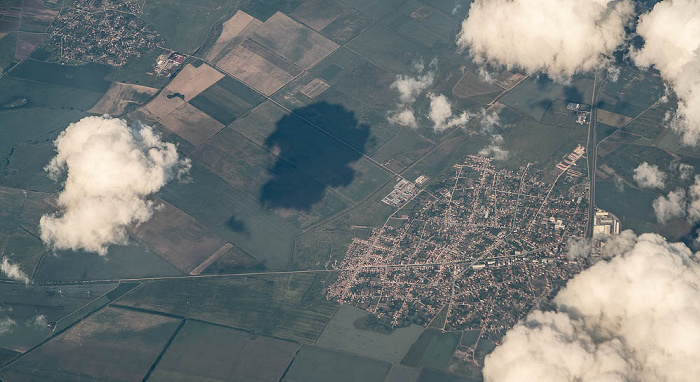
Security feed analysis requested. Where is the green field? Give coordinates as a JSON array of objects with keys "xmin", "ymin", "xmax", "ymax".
[
  {"xmin": 9, "ymin": 59, "xmax": 112, "ymax": 93},
  {"xmin": 0, "ymin": 306, "xmax": 182, "ymax": 381},
  {"xmin": 283, "ymin": 345, "xmax": 392, "ymax": 382},
  {"xmin": 0, "ymin": 32, "xmax": 17, "ymax": 74},
  {"xmin": 149, "ymin": 320, "xmax": 299, "ymax": 381},
  {"xmin": 598, "ymin": 64, "xmax": 666, "ymax": 118},
  {"xmin": 118, "ymin": 273, "xmax": 339, "ymax": 342},
  {"xmin": 401, "ymin": 329, "xmax": 461, "ymax": 369},
  {"xmin": 143, "ymin": 0, "xmax": 239, "ymax": 54},
  {"xmin": 382, "ymin": 0, "xmax": 457, "ymax": 48},
  {"xmin": 346, "ymin": 24, "xmax": 431, "ymax": 74},
  {"xmin": 241, "ymin": 0, "xmax": 304, "ymax": 20},
  {"xmin": 32, "ymin": 244, "xmax": 181, "ymax": 283},
  {"xmin": 340, "ymin": 0, "xmax": 410, "ymax": 20},
  {"xmin": 157, "ymin": 163, "xmax": 301, "ymax": 270},
  {"xmin": 189, "ymin": 75, "xmax": 266, "ymax": 125},
  {"xmin": 317, "ymin": 305, "xmax": 425, "ymax": 363},
  {"xmin": 0, "ymin": 283, "xmax": 118, "ymax": 352}
]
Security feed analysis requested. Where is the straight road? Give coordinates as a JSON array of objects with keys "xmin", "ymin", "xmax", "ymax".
[{"xmin": 586, "ymin": 73, "xmax": 605, "ymax": 237}]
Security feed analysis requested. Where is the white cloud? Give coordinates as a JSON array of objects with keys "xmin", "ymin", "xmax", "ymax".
[
  {"xmin": 0, "ymin": 317, "xmax": 16, "ymax": 335},
  {"xmin": 32, "ymin": 315, "xmax": 48, "ymax": 327},
  {"xmin": 478, "ymin": 135, "xmax": 509, "ymax": 161},
  {"xmin": 388, "ymin": 60, "xmax": 436, "ymax": 128},
  {"xmin": 632, "ymin": 0, "xmax": 700, "ymax": 145},
  {"xmin": 653, "ymin": 188, "xmax": 687, "ymax": 224},
  {"xmin": 670, "ymin": 162, "xmax": 695, "ymax": 180},
  {"xmin": 428, "ymin": 94, "xmax": 473, "ymax": 131},
  {"xmin": 1, "ymin": 257, "xmax": 29, "ymax": 284},
  {"xmin": 39, "ymin": 116, "xmax": 190, "ymax": 255},
  {"xmin": 633, "ymin": 162, "xmax": 666, "ymax": 189},
  {"xmin": 458, "ymin": 0, "xmax": 635, "ymax": 81},
  {"xmin": 652, "ymin": 175, "xmax": 700, "ymax": 224},
  {"xmin": 484, "ymin": 232, "xmax": 700, "ymax": 382}
]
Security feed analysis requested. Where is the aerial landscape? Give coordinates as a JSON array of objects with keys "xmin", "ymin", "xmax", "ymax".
[{"xmin": 0, "ymin": 0, "xmax": 699, "ymax": 381}]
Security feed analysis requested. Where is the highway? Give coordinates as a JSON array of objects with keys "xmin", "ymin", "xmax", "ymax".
[{"xmin": 585, "ymin": 73, "xmax": 605, "ymax": 237}]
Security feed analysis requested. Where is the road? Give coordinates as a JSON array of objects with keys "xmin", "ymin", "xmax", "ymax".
[{"xmin": 585, "ymin": 73, "xmax": 605, "ymax": 237}]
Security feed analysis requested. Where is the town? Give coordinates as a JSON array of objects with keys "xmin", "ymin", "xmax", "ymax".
[
  {"xmin": 327, "ymin": 154, "xmax": 593, "ymax": 341},
  {"xmin": 49, "ymin": 0, "xmax": 160, "ymax": 66}
]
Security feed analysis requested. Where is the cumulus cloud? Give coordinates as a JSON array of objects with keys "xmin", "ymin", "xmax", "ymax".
[
  {"xmin": 458, "ymin": 0, "xmax": 635, "ymax": 81},
  {"xmin": 632, "ymin": 0, "xmax": 700, "ymax": 145},
  {"xmin": 1, "ymin": 257, "xmax": 29, "ymax": 284},
  {"xmin": 39, "ymin": 116, "xmax": 190, "ymax": 255},
  {"xmin": 633, "ymin": 162, "xmax": 666, "ymax": 189},
  {"xmin": 472, "ymin": 109, "xmax": 508, "ymax": 160},
  {"xmin": 566, "ymin": 230, "xmax": 637, "ymax": 260},
  {"xmin": 479, "ymin": 135, "xmax": 509, "ymax": 161},
  {"xmin": 484, "ymin": 232, "xmax": 700, "ymax": 382},
  {"xmin": 670, "ymin": 162, "xmax": 695, "ymax": 180},
  {"xmin": 653, "ymin": 188, "xmax": 687, "ymax": 224},
  {"xmin": 428, "ymin": 94, "xmax": 473, "ymax": 131},
  {"xmin": 652, "ymin": 175, "xmax": 700, "ymax": 224},
  {"xmin": 388, "ymin": 60, "xmax": 436, "ymax": 128},
  {"xmin": 0, "ymin": 317, "xmax": 16, "ymax": 335}
]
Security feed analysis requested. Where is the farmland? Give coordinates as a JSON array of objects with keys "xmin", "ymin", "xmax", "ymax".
[
  {"xmin": 3, "ymin": 0, "xmax": 697, "ymax": 380},
  {"xmin": 118, "ymin": 273, "xmax": 339, "ymax": 343}
]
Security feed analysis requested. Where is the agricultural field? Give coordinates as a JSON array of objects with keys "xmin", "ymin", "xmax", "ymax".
[
  {"xmin": 89, "ymin": 82, "xmax": 158, "ymax": 116},
  {"xmin": 142, "ymin": 0, "xmax": 239, "ymax": 54},
  {"xmin": 0, "ymin": 306, "xmax": 181, "ymax": 381},
  {"xmin": 128, "ymin": 198, "xmax": 226, "ymax": 274},
  {"xmin": 217, "ymin": 38, "xmax": 302, "ymax": 96},
  {"xmin": 157, "ymin": 162, "xmax": 301, "ymax": 270},
  {"xmin": 149, "ymin": 320, "xmax": 299, "ymax": 382},
  {"xmin": 32, "ymin": 244, "xmax": 181, "ymax": 283},
  {"xmin": 0, "ymin": 283, "xmax": 118, "ymax": 352},
  {"xmin": 251, "ymin": 12, "xmax": 339, "ymax": 70},
  {"xmin": 317, "ymin": 305, "xmax": 425, "ymax": 363},
  {"xmin": 282, "ymin": 345, "xmax": 392, "ymax": 382},
  {"xmin": 189, "ymin": 75, "xmax": 266, "ymax": 125},
  {"xmin": 401, "ymin": 329, "xmax": 462, "ymax": 370},
  {"xmin": 346, "ymin": 25, "xmax": 431, "ymax": 74},
  {"xmin": 118, "ymin": 273, "xmax": 339, "ymax": 343}
]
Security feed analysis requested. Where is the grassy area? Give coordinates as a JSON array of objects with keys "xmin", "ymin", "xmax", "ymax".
[
  {"xmin": 149, "ymin": 320, "xmax": 299, "ymax": 382},
  {"xmin": 0, "ymin": 283, "xmax": 118, "ymax": 352},
  {"xmin": 32, "ymin": 244, "xmax": 181, "ymax": 283},
  {"xmin": 9, "ymin": 59, "xmax": 111, "ymax": 93},
  {"xmin": 0, "ymin": 307, "xmax": 182, "ymax": 382},
  {"xmin": 143, "ymin": 0, "xmax": 239, "ymax": 54},
  {"xmin": 317, "ymin": 305, "xmax": 425, "ymax": 363},
  {"xmin": 119, "ymin": 273, "xmax": 339, "ymax": 343},
  {"xmin": 283, "ymin": 345, "xmax": 392, "ymax": 382},
  {"xmin": 159, "ymin": 164, "xmax": 302, "ymax": 270},
  {"xmin": 189, "ymin": 75, "xmax": 266, "ymax": 125},
  {"xmin": 346, "ymin": 24, "xmax": 431, "ymax": 74},
  {"xmin": 401, "ymin": 329, "xmax": 461, "ymax": 369}
]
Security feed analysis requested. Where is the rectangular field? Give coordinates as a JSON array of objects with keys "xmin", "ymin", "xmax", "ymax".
[
  {"xmin": 317, "ymin": 305, "xmax": 425, "ymax": 363},
  {"xmin": 251, "ymin": 11, "xmax": 339, "ymax": 70},
  {"xmin": 157, "ymin": 163, "xmax": 300, "ymax": 270},
  {"xmin": 157, "ymin": 102, "xmax": 225, "ymax": 146},
  {"xmin": 0, "ymin": 306, "xmax": 181, "ymax": 382},
  {"xmin": 149, "ymin": 320, "xmax": 299, "ymax": 382},
  {"xmin": 189, "ymin": 75, "xmax": 266, "ymax": 125},
  {"xmin": 218, "ymin": 38, "xmax": 302, "ymax": 96},
  {"xmin": 118, "ymin": 273, "xmax": 339, "ymax": 343},
  {"xmin": 205, "ymin": 10, "xmax": 262, "ymax": 63},
  {"xmin": 346, "ymin": 24, "xmax": 431, "ymax": 74},
  {"xmin": 129, "ymin": 198, "xmax": 226, "ymax": 273},
  {"xmin": 283, "ymin": 345, "xmax": 392, "ymax": 382}
]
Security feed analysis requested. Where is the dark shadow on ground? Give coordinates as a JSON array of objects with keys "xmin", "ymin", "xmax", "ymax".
[
  {"xmin": 260, "ymin": 102, "xmax": 369, "ymax": 211},
  {"xmin": 563, "ymin": 86, "xmax": 583, "ymax": 103}
]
